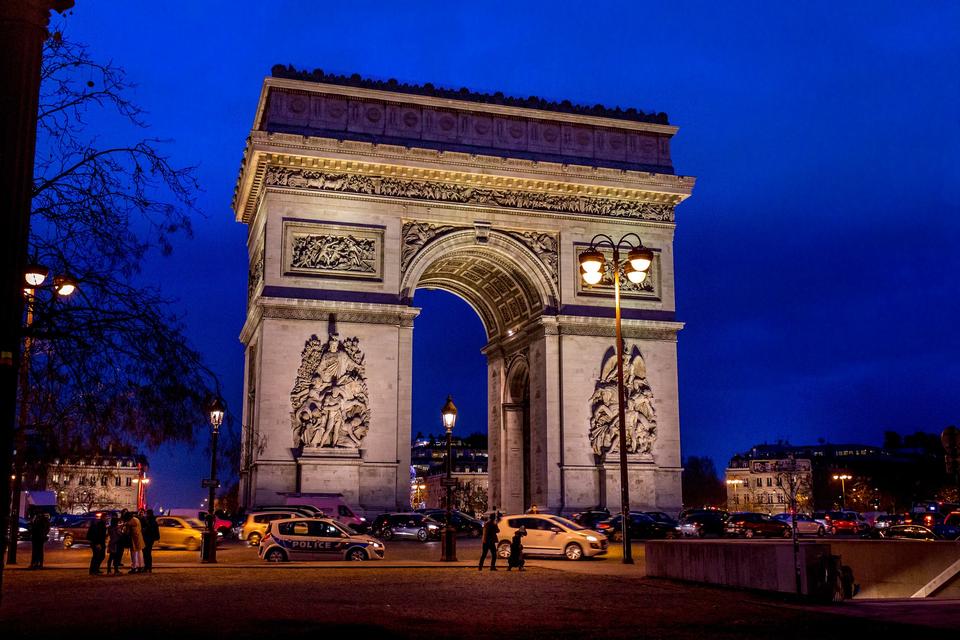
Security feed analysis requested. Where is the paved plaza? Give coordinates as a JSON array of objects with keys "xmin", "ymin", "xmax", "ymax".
[{"xmin": 2, "ymin": 540, "xmax": 954, "ymax": 639}]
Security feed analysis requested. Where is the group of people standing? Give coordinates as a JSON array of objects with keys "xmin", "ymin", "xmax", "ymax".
[{"xmin": 86, "ymin": 509, "xmax": 160, "ymax": 576}]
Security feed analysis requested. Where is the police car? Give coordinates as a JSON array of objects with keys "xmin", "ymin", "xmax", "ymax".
[{"xmin": 258, "ymin": 517, "xmax": 385, "ymax": 562}]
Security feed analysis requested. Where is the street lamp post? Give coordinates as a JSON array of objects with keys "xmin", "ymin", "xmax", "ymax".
[
  {"xmin": 832, "ymin": 474, "xmax": 851, "ymax": 510},
  {"xmin": 725, "ymin": 478, "xmax": 744, "ymax": 509},
  {"xmin": 202, "ymin": 397, "xmax": 224, "ymax": 563},
  {"xmin": 7, "ymin": 264, "xmax": 75, "ymax": 564},
  {"xmin": 440, "ymin": 395, "xmax": 457, "ymax": 562},
  {"xmin": 579, "ymin": 234, "xmax": 653, "ymax": 565}
]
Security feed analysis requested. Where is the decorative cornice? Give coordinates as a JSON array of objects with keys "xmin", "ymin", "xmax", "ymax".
[
  {"xmin": 232, "ymin": 133, "xmax": 695, "ymax": 221},
  {"xmin": 258, "ymin": 298, "xmax": 420, "ymax": 327}
]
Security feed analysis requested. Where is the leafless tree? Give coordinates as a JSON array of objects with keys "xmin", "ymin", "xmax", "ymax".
[{"xmin": 23, "ymin": 32, "xmax": 233, "ymax": 464}]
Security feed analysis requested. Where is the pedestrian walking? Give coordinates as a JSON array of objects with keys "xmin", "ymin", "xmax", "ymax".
[
  {"xmin": 87, "ymin": 512, "xmax": 108, "ymax": 575},
  {"xmin": 507, "ymin": 525, "xmax": 526, "ymax": 571},
  {"xmin": 478, "ymin": 512, "xmax": 500, "ymax": 571},
  {"xmin": 28, "ymin": 512, "xmax": 50, "ymax": 569},
  {"xmin": 107, "ymin": 516, "xmax": 123, "ymax": 575},
  {"xmin": 123, "ymin": 512, "xmax": 145, "ymax": 574},
  {"xmin": 141, "ymin": 509, "xmax": 159, "ymax": 573}
]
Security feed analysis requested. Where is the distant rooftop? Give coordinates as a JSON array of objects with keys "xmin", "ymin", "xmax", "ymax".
[{"xmin": 271, "ymin": 64, "xmax": 669, "ymax": 125}]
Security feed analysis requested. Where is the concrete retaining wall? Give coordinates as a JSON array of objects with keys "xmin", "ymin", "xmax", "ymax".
[
  {"xmin": 644, "ymin": 540, "xmax": 832, "ymax": 595},
  {"xmin": 828, "ymin": 540, "xmax": 960, "ymax": 599},
  {"xmin": 645, "ymin": 540, "xmax": 960, "ymax": 599}
]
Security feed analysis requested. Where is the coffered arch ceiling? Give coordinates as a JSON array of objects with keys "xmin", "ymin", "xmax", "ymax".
[{"xmin": 416, "ymin": 248, "xmax": 542, "ymax": 341}]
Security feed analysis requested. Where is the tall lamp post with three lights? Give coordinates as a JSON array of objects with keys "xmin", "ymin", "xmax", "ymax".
[
  {"xmin": 440, "ymin": 395, "xmax": 458, "ymax": 562},
  {"xmin": 579, "ymin": 233, "xmax": 653, "ymax": 565},
  {"xmin": 201, "ymin": 397, "xmax": 224, "ymax": 563}
]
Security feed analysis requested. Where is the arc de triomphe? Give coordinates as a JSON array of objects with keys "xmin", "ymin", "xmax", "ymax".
[{"xmin": 234, "ymin": 67, "xmax": 695, "ymax": 516}]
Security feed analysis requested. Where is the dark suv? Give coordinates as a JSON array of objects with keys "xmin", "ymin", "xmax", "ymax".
[
  {"xmin": 571, "ymin": 509, "xmax": 612, "ymax": 529},
  {"xmin": 595, "ymin": 512, "xmax": 679, "ymax": 540},
  {"xmin": 725, "ymin": 512, "xmax": 791, "ymax": 538},
  {"xmin": 679, "ymin": 511, "xmax": 726, "ymax": 537},
  {"xmin": 417, "ymin": 509, "xmax": 483, "ymax": 537},
  {"xmin": 370, "ymin": 513, "xmax": 442, "ymax": 542}
]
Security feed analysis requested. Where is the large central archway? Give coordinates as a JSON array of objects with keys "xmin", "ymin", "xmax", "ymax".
[{"xmin": 404, "ymin": 229, "xmax": 558, "ymax": 513}]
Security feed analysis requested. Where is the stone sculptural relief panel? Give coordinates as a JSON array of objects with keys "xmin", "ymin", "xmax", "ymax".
[
  {"xmin": 290, "ymin": 333, "xmax": 370, "ymax": 449},
  {"xmin": 574, "ymin": 245, "xmax": 659, "ymax": 300},
  {"xmin": 282, "ymin": 220, "xmax": 383, "ymax": 280},
  {"xmin": 589, "ymin": 343, "xmax": 658, "ymax": 457}
]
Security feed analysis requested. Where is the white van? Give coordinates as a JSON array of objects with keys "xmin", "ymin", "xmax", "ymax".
[{"xmin": 279, "ymin": 493, "xmax": 366, "ymax": 531}]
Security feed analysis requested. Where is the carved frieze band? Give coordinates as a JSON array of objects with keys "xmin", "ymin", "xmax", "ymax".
[
  {"xmin": 282, "ymin": 221, "xmax": 384, "ymax": 280},
  {"xmin": 265, "ymin": 166, "xmax": 674, "ymax": 222}
]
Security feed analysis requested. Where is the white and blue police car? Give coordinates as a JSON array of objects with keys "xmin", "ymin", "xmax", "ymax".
[{"xmin": 258, "ymin": 517, "xmax": 385, "ymax": 562}]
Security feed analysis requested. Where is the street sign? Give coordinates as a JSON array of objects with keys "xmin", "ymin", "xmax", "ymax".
[
  {"xmin": 440, "ymin": 478, "xmax": 459, "ymax": 488},
  {"xmin": 201, "ymin": 479, "xmax": 221, "ymax": 489}
]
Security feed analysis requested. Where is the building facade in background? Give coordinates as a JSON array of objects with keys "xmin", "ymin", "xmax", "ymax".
[
  {"xmin": 235, "ymin": 68, "xmax": 695, "ymax": 516},
  {"xmin": 35, "ymin": 453, "xmax": 148, "ymax": 514},
  {"xmin": 725, "ymin": 457, "xmax": 812, "ymax": 513}
]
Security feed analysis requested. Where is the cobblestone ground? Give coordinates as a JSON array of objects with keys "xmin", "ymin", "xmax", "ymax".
[{"xmin": 0, "ymin": 540, "xmax": 946, "ymax": 638}]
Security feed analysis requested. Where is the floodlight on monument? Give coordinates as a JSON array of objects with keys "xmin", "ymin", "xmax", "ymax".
[
  {"xmin": 441, "ymin": 395, "xmax": 457, "ymax": 434},
  {"xmin": 24, "ymin": 264, "xmax": 49, "ymax": 287},
  {"xmin": 627, "ymin": 247, "xmax": 653, "ymax": 273},
  {"xmin": 53, "ymin": 275, "xmax": 77, "ymax": 296},
  {"xmin": 581, "ymin": 269, "xmax": 603, "ymax": 286},
  {"xmin": 579, "ymin": 249, "xmax": 604, "ymax": 274}
]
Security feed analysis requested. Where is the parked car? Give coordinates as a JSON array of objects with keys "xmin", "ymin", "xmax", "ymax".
[
  {"xmin": 679, "ymin": 507, "xmax": 728, "ymax": 521},
  {"xmin": 644, "ymin": 511, "xmax": 679, "ymax": 527},
  {"xmin": 880, "ymin": 524, "xmax": 940, "ymax": 541},
  {"xmin": 258, "ymin": 517, "xmax": 384, "ymax": 562},
  {"xmin": 933, "ymin": 512, "xmax": 960, "ymax": 540},
  {"xmin": 595, "ymin": 512, "xmax": 679, "ymax": 540},
  {"xmin": 58, "ymin": 517, "xmax": 96, "ymax": 548},
  {"xmin": 571, "ymin": 509, "xmax": 612, "ymax": 529},
  {"xmin": 369, "ymin": 513, "xmax": 442, "ymax": 542},
  {"xmin": 772, "ymin": 513, "xmax": 827, "ymax": 536},
  {"xmin": 725, "ymin": 512, "xmax": 791, "ymax": 538},
  {"xmin": 417, "ymin": 509, "xmax": 483, "ymax": 537},
  {"xmin": 496, "ymin": 514, "xmax": 608, "ymax": 561},
  {"xmin": 828, "ymin": 511, "xmax": 870, "ymax": 536},
  {"xmin": 155, "ymin": 516, "xmax": 211, "ymax": 550},
  {"xmin": 873, "ymin": 514, "xmax": 907, "ymax": 531},
  {"xmin": 679, "ymin": 511, "xmax": 726, "ymax": 538},
  {"xmin": 240, "ymin": 510, "xmax": 307, "ymax": 546},
  {"xmin": 17, "ymin": 517, "xmax": 30, "ymax": 541}
]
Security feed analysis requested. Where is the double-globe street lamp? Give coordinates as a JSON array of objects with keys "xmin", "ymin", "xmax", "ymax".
[
  {"xmin": 440, "ymin": 395, "xmax": 458, "ymax": 562},
  {"xmin": 7, "ymin": 264, "xmax": 75, "ymax": 564},
  {"xmin": 579, "ymin": 233, "xmax": 653, "ymax": 565},
  {"xmin": 202, "ymin": 396, "xmax": 224, "ymax": 563}
]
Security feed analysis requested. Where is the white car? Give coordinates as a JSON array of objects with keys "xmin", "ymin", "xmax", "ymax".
[
  {"xmin": 258, "ymin": 517, "xmax": 384, "ymax": 562},
  {"xmin": 496, "ymin": 514, "xmax": 608, "ymax": 561},
  {"xmin": 772, "ymin": 513, "xmax": 828, "ymax": 536}
]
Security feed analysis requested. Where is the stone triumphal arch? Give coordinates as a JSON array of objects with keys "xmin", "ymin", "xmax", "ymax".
[{"xmin": 234, "ymin": 67, "xmax": 695, "ymax": 516}]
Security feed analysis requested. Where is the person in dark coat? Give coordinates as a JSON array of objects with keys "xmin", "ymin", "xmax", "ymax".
[
  {"xmin": 141, "ymin": 509, "xmax": 159, "ymax": 573},
  {"xmin": 478, "ymin": 512, "xmax": 500, "ymax": 571},
  {"xmin": 86, "ymin": 513, "xmax": 108, "ymax": 575},
  {"xmin": 28, "ymin": 513, "xmax": 50, "ymax": 569},
  {"xmin": 106, "ymin": 516, "xmax": 123, "ymax": 575},
  {"xmin": 507, "ymin": 525, "xmax": 526, "ymax": 571}
]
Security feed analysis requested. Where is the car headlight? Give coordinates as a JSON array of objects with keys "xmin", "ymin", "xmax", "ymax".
[
  {"xmin": 372, "ymin": 542, "xmax": 383, "ymax": 548},
  {"xmin": 584, "ymin": 535, "xmax": 598, "ymax": 542},
  {"xmin": 427, "ymin": 524, "xmax": 438, "ymax": 530}
]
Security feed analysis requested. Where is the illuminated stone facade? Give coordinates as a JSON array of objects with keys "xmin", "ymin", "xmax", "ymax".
[{"xmin": 235, "ymin": 70, "xmax": 695, "ymax": 516}]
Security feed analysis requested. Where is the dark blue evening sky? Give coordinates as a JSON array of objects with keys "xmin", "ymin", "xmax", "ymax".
[{"xmin": 54, "ymin": 2, "xmax": 959, "ymax": 508}]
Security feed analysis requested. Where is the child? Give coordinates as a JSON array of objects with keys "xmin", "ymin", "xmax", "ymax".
[{"xmin": 507, "ymin": 525, "xmax": 526, "ymax": 571}]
